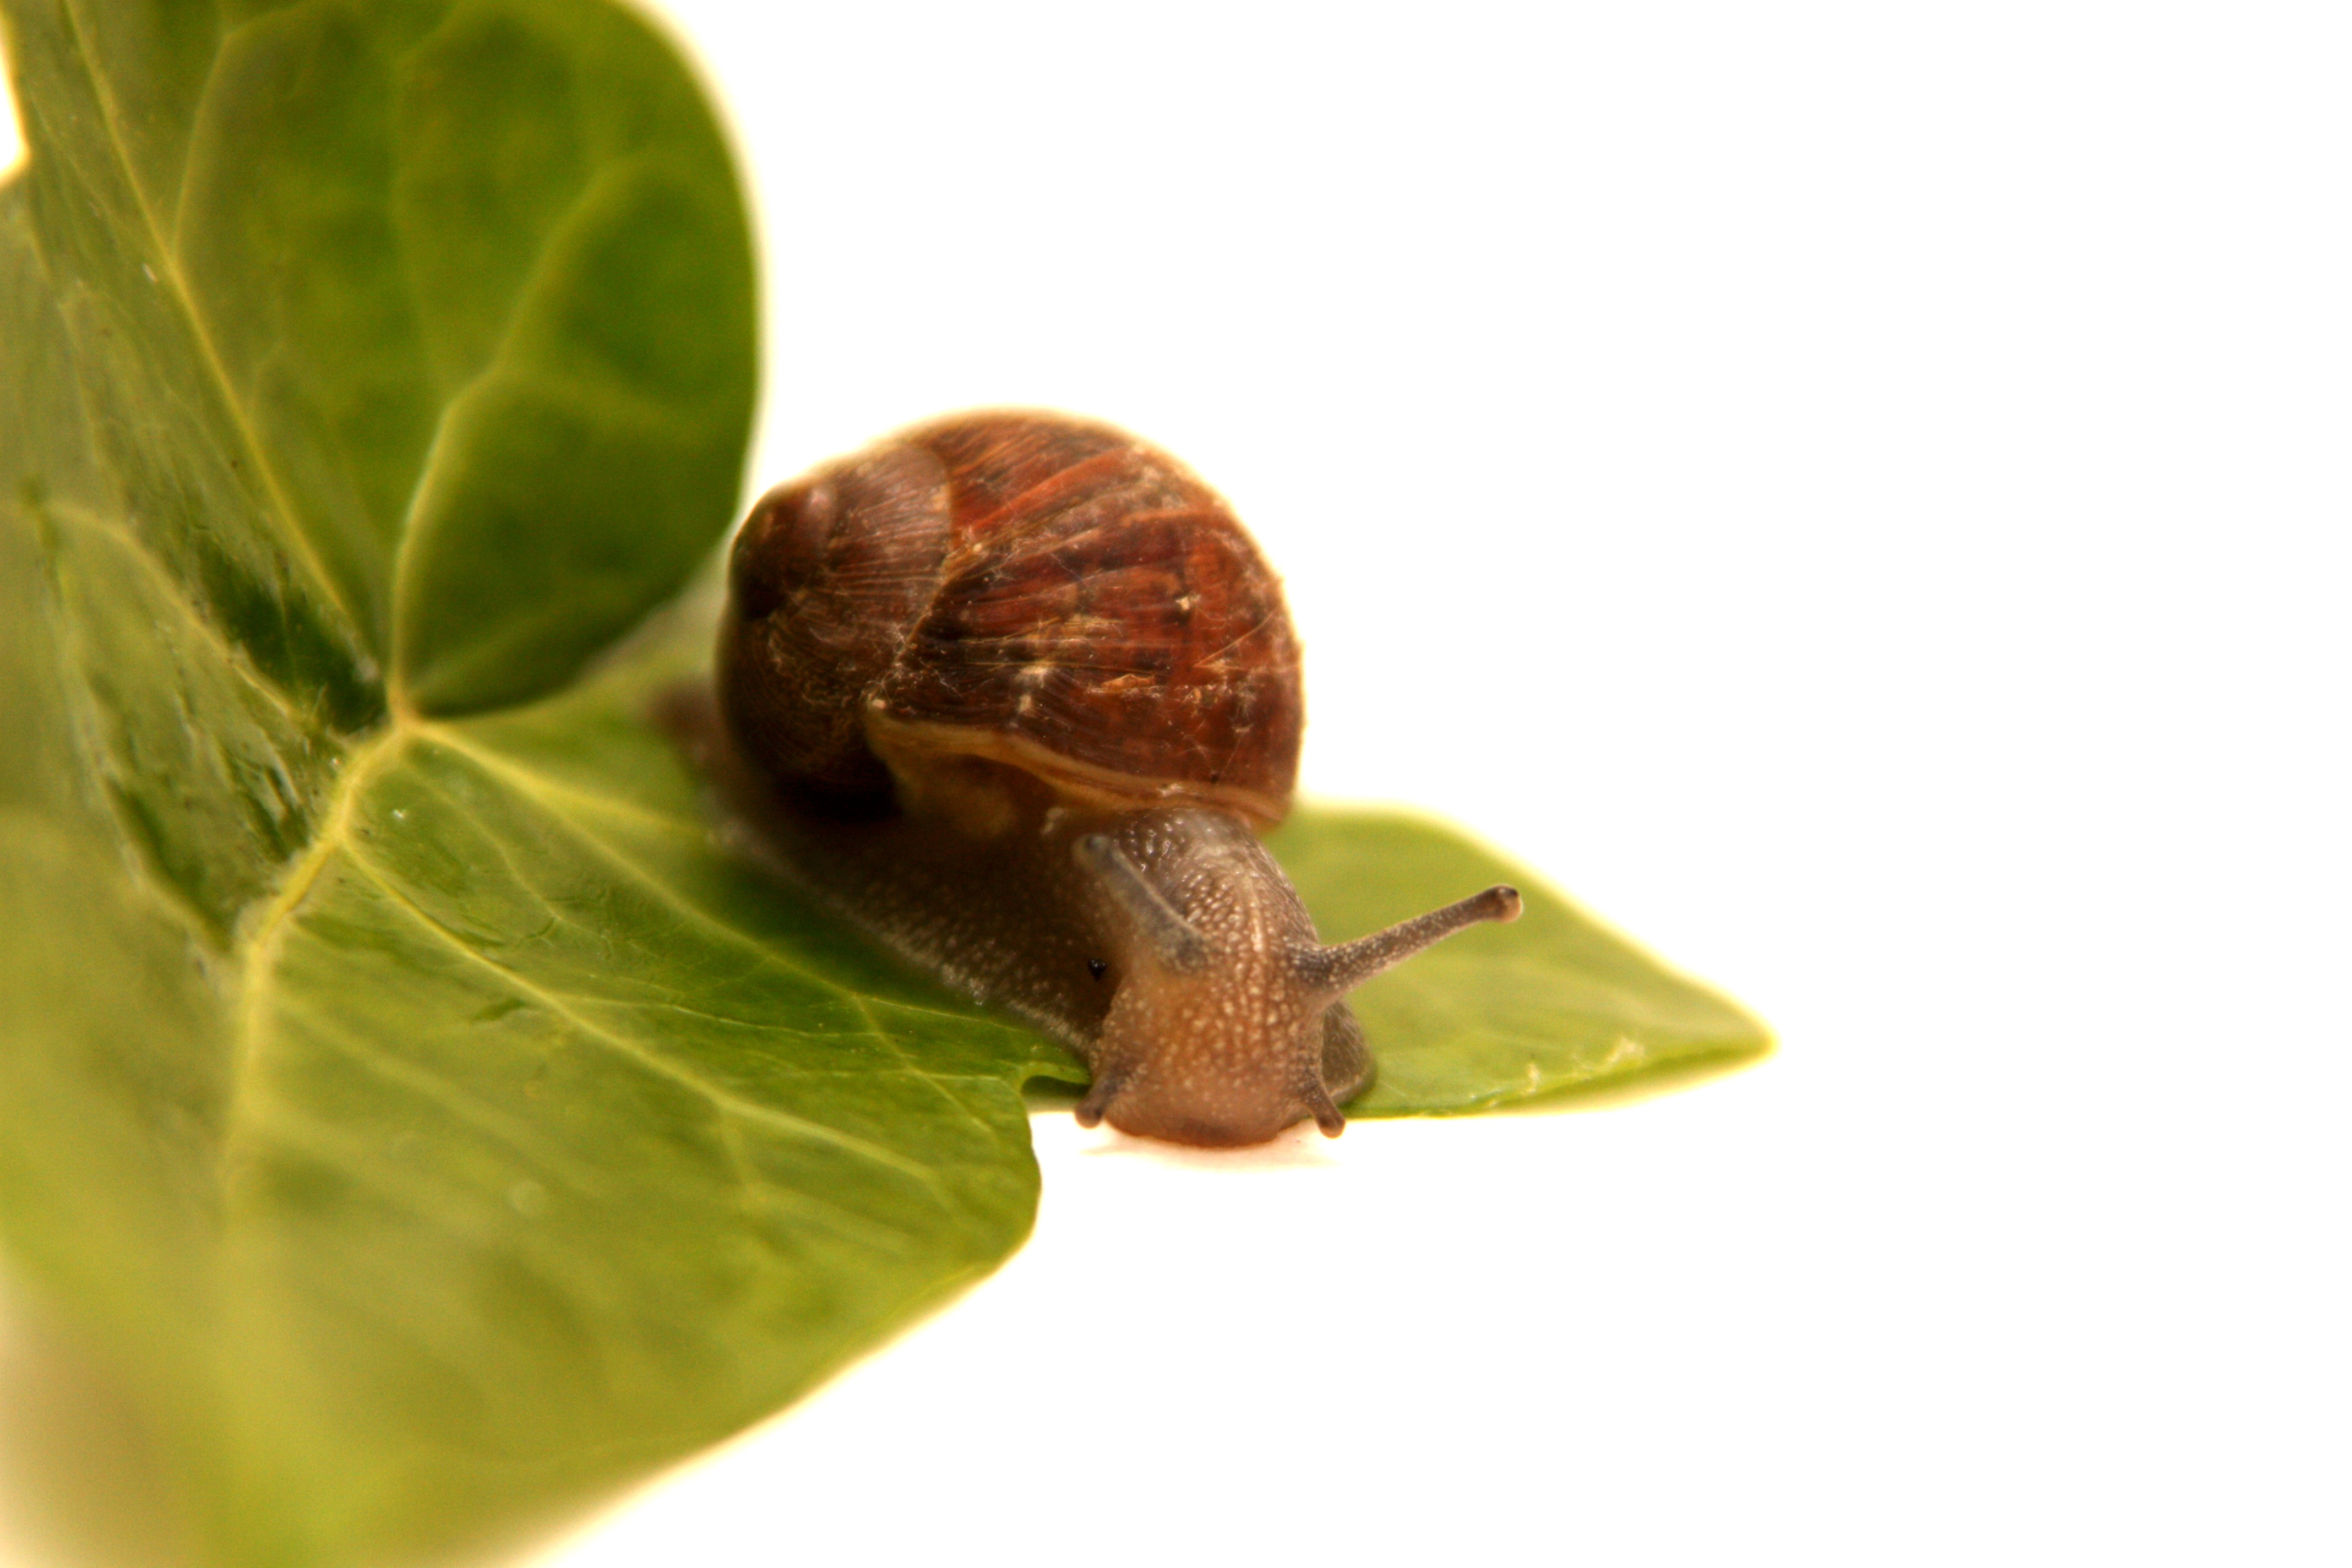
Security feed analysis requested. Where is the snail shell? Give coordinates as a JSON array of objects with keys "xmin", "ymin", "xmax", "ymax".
[{"xmin": 718, "ymin": 412, "xmax": 1302, "ymax": 824}]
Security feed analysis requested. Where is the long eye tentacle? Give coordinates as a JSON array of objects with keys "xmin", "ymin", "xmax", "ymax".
[{"xmin": 1295, "ymin": 885, "xmax": 1521, "ymax": 997}]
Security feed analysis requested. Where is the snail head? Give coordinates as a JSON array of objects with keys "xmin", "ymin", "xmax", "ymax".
[{"xmin": 1070, "ymin": 825, "xmax": 1519, "ymax": 1147}]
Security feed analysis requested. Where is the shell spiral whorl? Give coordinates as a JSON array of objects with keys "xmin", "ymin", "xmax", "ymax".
[{"xmin": 718, "ymin": 412, "xmax": 1303, "ymax": 824}]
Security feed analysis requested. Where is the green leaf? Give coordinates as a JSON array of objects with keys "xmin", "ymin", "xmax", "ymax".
[
  {"xmin": 1267, "ymin": 813, "xmax": 1771, "ymax": 1114},
  {"xmin": 3, "ymin": 0, "xmax": 755, "ymax": 720},
  {"xmin": 1, "ymin": 2, "xmax": 1764, "ymax": 1564},
  {"xmin": 1, "ymin": 545, "xmax": 1059, "ymax": 1566}
]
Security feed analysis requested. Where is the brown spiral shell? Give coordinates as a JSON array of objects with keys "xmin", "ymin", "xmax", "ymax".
[{"xmin": 718, "ymin": 411, "xmax": 1304, "ymax": 826}]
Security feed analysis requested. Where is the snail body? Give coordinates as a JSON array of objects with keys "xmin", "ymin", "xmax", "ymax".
[{"xmin": 692, "ymin": 412, "xmax": 1517, "ymax": 1147}]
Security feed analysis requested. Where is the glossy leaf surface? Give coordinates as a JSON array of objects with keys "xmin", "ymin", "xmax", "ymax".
[
  {"xmin": 2, "ymin": 0, "xmax": 755, "ymax": 720},
  {"xmin": 1268, "ymin": 813, "xmax": 1770, "ymax": 1114}
]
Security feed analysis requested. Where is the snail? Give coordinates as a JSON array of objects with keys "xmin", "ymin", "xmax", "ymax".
[{"xmin": 665, "ymin": 411, "xmax": 1519, "ymax": 1147}]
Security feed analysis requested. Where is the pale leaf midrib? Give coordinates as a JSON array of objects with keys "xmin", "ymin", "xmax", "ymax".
[
  {"xmin": 55, "ymin": 0, "xmax": 373, "ymax": 657},
  {"xmin": 385, "ymin": 154, "xmax": 657, "ymax": 703},
  {"xmin": 223, "ymin": 724, "xmax": 410, "ymax": 1190}
]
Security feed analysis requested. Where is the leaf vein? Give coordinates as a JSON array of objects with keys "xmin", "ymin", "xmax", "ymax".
[
  {"xmin": 43, "ymin": 499, "xmax": 320, "ymax": 734},
  {"xmin": 267, "ymin": 989, "xmax": 614, "ymax": 1200},
  {"xmin": 421, "ymin": 722, "xmax": 699, "ymax": 836},
  {"xmin": 385, "ymin": 156, "xmax": 655, "ymax": 691},
  {"xmin": 419, "ymin": 728, "xmax": 1011, "ymax": 1136},
  {"xmin": 337, "ymin": 835, "xmax": 946, "ymax": 1188},
  {"xmin": 55, "ymin": 0, "xmax": 371, "ymax": 649},
  {"xmin": 224, "ymin": 726, "xmax": 411, "ymax": 1194},
  {"xmin": 416, "ymin": 729, "xmax": 844, "ymax": 988}
]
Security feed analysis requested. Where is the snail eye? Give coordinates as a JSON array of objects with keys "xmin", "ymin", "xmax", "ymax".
[{"xmin": 1086, "ymin": 958, "xmax": 1109, "ymax": 981}]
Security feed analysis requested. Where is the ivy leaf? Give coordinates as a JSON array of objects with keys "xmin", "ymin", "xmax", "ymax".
[
  {"xmin": 1269, "ymin": 812, "xmax": 1769, "ymax": 1114},
  {"xmin": 0, "ymin": 2, "xmax": 1765, "ymax": 1565},
  {"xmin": 4, "ymin": 0, "xmax": 754, "ymax": 723}
]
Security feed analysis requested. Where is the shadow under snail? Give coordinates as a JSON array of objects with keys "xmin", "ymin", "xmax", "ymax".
[{"xmin": 665, "ymin": 410, "xmax": 1518, "ymax": 1147}]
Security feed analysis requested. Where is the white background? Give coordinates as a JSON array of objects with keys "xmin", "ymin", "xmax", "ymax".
[{"xmin": 6, "ymin": 3, "xmax": 2349, "ymax": 1564}]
